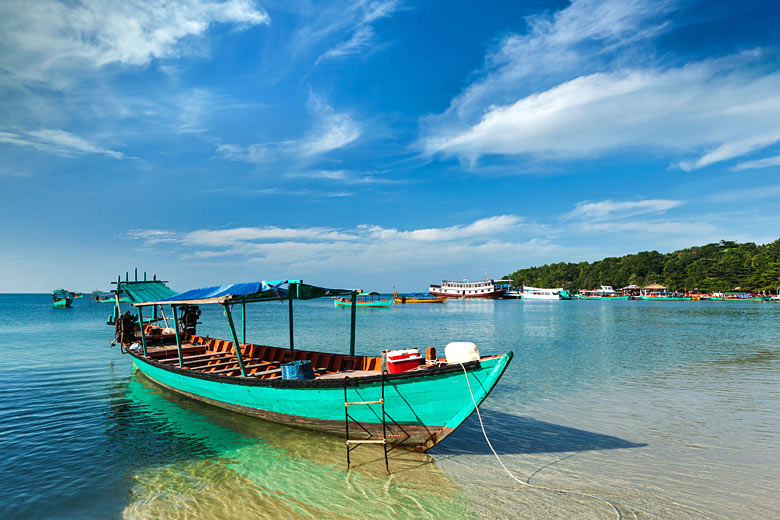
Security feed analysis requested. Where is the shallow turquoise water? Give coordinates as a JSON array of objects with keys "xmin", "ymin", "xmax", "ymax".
[{"xmin": 1, "ymin": 295, "xmax": 778, "ymax": 518}]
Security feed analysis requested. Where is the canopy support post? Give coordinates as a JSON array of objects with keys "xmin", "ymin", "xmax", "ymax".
[
  {"xmin": 171, "ymin": 305, "xmax": 184, "ymax": 367},
  {"xmin": 289, "ymin": 292, "xmax": 294, "ymax": 351},
  {"xmin": 224, "ymin": 304, "xmax": 247, "ymax": 377},
  {"xmin": 241, "ymin": 302, "xmax": 246, "ymax": 345},
  {"xmin": 137, "ymin": 306, "xmax": 147, "ymax": 357},
  {"xmin": 349, "ymin": 291, "xmax": 357, "ymax": 357}
]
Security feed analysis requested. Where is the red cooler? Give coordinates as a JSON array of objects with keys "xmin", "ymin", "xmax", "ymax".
[{"xmin": 386, "ymin": 348, "xmax": 423, "ymax": 374}]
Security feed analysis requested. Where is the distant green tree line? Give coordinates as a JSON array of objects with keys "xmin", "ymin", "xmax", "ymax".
[{"xmin": 505, "ymin": 239, "xmax": 780, "ymax": 292}]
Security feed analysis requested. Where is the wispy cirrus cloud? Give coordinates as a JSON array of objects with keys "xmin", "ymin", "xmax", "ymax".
[
  {"xmin": 288, "ymin": 0, "xmax": 401, "ymax": 65},
  {"xmin": 298, "ymin": 92, "xmax": 361, "ymax": 155},
  {"xmin": 564, "ymin": 199, "xmax": 683, "ymax": 221},
  {"xmin": 419, "ymin": 0, "xmax": 780, "ymax": 171},
  {"xmin": 216, "ymin": 92, "xmax": 361, "ymax": 163},
  {"xmin": 286, "ymin": 169, "xmax": 403, "ymax": 184},
  {"xmin": 732, "ymin": 154, "xmax": 780, "ymax": 171},
  {"xmin": 0, "ymin": 129, "xmax": 126, "ymax": 159}
]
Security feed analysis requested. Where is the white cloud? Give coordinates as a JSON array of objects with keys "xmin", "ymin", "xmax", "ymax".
[
  {"xmin": 419, "ymin": 0, "xmax": 780, "ymax": 171},
  {"xmin": 707, "ymin": 184, "xmax": 780, "ymax": 202},
  {"xmin": 0, "ymin": 0, "xmax": 269, "ymax": 87},
  {"xmin": 216, "ymin": 143, "xmax": 273, "ymax": 163},
  {"xmin": 564, "ymin": 199, "xmax": 683, "ymax": 220},
  {"xmin": 298, "ymin": 93, "xmax": 361, "ymax": 155},
  {"xmin": 290, "ymin": 0, "xmax": 400, "ymax": 65},
  {"xmin": 286, "ymin": 169, "xmax": 403, "ymax": 184},
  {"xmin": 217, "ymin": 93, "xmax": 361, "ymax": 162},
  {"xmin": 122, "ymin": 214, "xmax": 543, "ymax": 274},
  {"xmin": 422, "ymin": 59, "xmax": 780, "ymax": 169},
  {"xmin": 425, "ymin": 0, "xmax": 673, "ymax": 127},
  {"xmin": 732, "ymin": 154, "xmax": 780, "ymax": 171},
  {"xmin": 0, "ymin": 129, "xmax": 126, "ymax": 159}
]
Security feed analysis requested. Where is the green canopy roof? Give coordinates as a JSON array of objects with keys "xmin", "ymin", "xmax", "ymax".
[{"xmin": 117, "ymin": 280, "xmax": 178, "ymax": 304}]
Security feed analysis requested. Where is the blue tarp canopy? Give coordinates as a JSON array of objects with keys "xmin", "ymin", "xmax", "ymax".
[{"xmin": 136, "ymin": 280, "xmax": 355, "ymax": 306}]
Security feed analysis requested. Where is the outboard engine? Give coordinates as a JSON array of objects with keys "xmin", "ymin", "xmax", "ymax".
[
  {"xmin": 115, "ymin": 311, "xmax": 139, "ymax": 345},
  {"xmin": 180, "ymin": 305, "xmax": 201, "ymax": 336}
]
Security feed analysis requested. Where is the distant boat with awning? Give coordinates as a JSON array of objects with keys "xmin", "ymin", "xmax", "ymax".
[
  {"xmin": 333, "ymin": 291, "xmax": 393, "ymax": 307},
  {"xmin": 578, "ymin": 285, "xmax": 629, "ymax": 300},
  {"xmin": 711, "ymin": 292, "xmax": 767, "ymax": 302},
  {"xmin": 393, "ymin": 291, "xmax": 446, "ymax": 304},
  {"xmin": 52, "ymin": 289, "xmax": 73, "ymax": 308},
  {"xmin": 120, "ymin": 279, "xmax": 514, "ymax": 452}
]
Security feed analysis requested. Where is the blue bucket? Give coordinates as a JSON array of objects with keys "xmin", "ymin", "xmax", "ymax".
[{"xmin": 281, "ymin": 360, "xmax": 315, "ymax": 380}]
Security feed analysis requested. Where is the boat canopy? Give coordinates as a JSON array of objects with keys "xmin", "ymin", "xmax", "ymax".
[
  {"xmin": 136, "ymin": 280, "xmax": 355, "ymax": 306},
  {"xmin": 118, "ymin": 280, "xmax": 178, "ymax": 304}
]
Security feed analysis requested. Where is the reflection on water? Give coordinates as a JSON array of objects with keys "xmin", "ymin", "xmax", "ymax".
[
  {"xmin": 1, "ymin": 295, "xmax": 779, "ymax": 519},
  {"xmin": 120, "ymin": 375, "xmax": 469, "ymax": 519}
]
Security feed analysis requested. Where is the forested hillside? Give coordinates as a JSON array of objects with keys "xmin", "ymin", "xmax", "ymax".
[{"xmin": 505, "ymin": 239, "xmax": 780, "ymax": 292}]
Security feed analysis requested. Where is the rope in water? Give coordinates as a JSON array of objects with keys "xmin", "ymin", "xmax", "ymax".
[{"xmin": 459, "ymin": 363, "xmax": 622, "ymax": 520}]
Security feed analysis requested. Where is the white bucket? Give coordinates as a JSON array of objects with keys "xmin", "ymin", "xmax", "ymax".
[{"xmin": 444, "ymin": 342, "xmax": 480, "ymax": 363}]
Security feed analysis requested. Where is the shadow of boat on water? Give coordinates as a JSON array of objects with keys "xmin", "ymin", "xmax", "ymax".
[{"xmin": 433, "ymin": 408, "xmax": 647, "ymax": 455}]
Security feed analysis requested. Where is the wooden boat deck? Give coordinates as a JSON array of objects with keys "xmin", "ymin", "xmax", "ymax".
[{"xmin": 136, "ymin": 334, "xmax": 388, "ymax": 380}]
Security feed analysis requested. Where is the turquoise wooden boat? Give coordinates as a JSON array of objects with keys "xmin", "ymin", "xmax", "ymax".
[
  {"xmin": 333, "ymin": 291, "xmax": 393, "ymax": 308},
  {"xmin": 640, "ymin": 294, "xmax": 691, "ymax": 301},
  {"xmin": 578, "ymin": 295, "xmax": 630, "ymax": 300},
  {"xmin": 125, "ymin": 280, "xmax": 513, "ymax": 451},
  {"xmin": 52, "ymin": 289, "xmax": 73, "ymax": 308},
  {"xmin": 711, "ymin": 292, "xmax": 767, "ymax": 302}
]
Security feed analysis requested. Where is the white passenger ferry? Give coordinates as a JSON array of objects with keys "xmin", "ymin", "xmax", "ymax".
[
  {"xmin": 428, "ymin": 278, "xmax": 509, "ymax": 299},
  {"xmin": 520, "ymin": 286, "xmax": 572, "ymax": 300}
]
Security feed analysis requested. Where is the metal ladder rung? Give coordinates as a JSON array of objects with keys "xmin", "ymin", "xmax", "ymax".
[{"xmin": 345, "ymin": 399, "xmax": 383, "ymax": 406}]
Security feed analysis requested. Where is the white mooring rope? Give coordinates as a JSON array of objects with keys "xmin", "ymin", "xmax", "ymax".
[{"xmin": 459, "ymin": 363, "xmax": 622, "ymax": 520}]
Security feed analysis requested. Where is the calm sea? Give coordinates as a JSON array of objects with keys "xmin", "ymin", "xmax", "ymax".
[{"xmin": 1, "ymin": 294, "xmax": 778, "ymax": 519}]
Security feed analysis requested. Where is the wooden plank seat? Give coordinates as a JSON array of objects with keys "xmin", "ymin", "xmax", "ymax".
[
  {"xmin": 159, "ymin": 353, "xmax": 237, "ymax": 365},
  {"xmin": 158, "ymin": 351, "xmax": 232, "ymax": 364},
  {"xmin": 194, "ymin": 357, "xmax": 264, "ymax": 371},
  {"xmin": 208, "ymin": 361, "xmax": 277, "ymax": 375}
]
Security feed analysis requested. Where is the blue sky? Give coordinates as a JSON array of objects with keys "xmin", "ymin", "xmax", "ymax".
[{"xmin": 2, "ymin": 0, "xmax": 780, "ymax": 292}]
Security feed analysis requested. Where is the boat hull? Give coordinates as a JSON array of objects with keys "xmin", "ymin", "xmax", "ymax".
[
  {"xmin": 579, "ymin": 295, "xmax": 630, "ymax": 300},
  {"xmin": 428, "ymin": 290, "xmax": 504, "ymax": 299},
  {"xmin": 52, "ymin": 298, "xmax": 72, "ymax": 308},
  {"xmin": 128, "ymin": 350, "xmax": 513, "ymax": 451},
  {"xmin": 333, "ymin": 298, "xmax": 393, "ymax": 307},
  {"xmin": 640, "ymin": 296, "xmax": 692, "ymax": 301},
  {"xmin": 710, "ymin": 296, "xmax": 765, "ymax": 302},
  {"xmin": 393, "ymin": 297, "xmax": 447, "ymax": 304}
]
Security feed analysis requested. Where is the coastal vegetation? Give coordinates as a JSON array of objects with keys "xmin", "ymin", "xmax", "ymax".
[{"xmin": 506, "ymin": 239, "xmax": 780, "ymax": 292}]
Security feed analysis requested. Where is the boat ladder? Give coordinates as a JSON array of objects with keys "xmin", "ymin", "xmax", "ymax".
[{"xmin": 344, "ymin": 372, "xmax": 409, "ymax": 474}]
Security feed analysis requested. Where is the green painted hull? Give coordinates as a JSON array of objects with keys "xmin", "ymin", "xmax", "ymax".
[
  {"xmin": 333, "ymin": 298, "xmax": 393, "ymax": 308},
  {"xmin": 98, "ymin": 296, "xmax": 129, "ymax": 303},
  {"xmin": 711, "ymin": 296, "xmax": 765, "ymax": 301},
  {"xmin": 640, "ymin": 296, "xmax": 692, "ymax": 301},
  {"xmin": 52, "ymin": 298, "xmax": 72, "ymax": 308},
  {"xmin": 129, "ymin": 350, "xmax": 513, "ymax": 451},
  {"xmin": 579, "ymin": 295, "xmax": 630, "ymax": 300}
]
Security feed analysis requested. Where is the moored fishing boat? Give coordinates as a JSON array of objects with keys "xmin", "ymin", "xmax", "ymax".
[
  {"xmin": 121, "ymin": 280, "xmax": 513, "ymax": 452},
  {"xmin": 333, "ymin": 291, "xmax": 393, "ymax": 307},
  {"xmin": 578, "ymin": 285, "xmax": 629, "ymax": 300},
  {"xmin": 52, "ymin": 289, "xmax": 73, "ymax": 308},
  {"xmin": 639, "ymin": 292, "xmax": 691, "ymax": 301},
  {"xmin": 393, "ymin": 291, "xmax": 446, "ymax": 304},
  {"xmin": 711, "ymin": 292, "xmax": 767, "ymax": 302}
]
